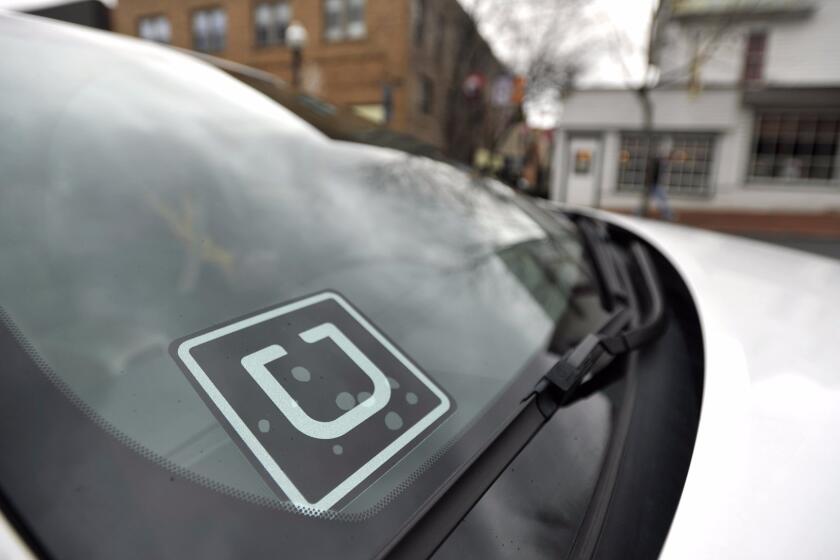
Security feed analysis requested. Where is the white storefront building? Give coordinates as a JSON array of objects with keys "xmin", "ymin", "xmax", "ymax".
[{"xmin": 550, "ymin": 0, "xmax": 840, "ymax": 218}]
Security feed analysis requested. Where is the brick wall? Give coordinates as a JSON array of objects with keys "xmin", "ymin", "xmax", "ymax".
[
  {"xmin": 113, "ymin": 0, "xmax": 502, "ymax": 151},
  {"xmin": 406, "ymin": 0, "xmax": 508, "ymax": 157},
  {"xmin": 114, "ymin": 0, "xmax": 412, "ymax": 133}
]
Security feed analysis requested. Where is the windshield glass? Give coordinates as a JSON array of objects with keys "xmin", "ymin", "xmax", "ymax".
[{"xmin": 0, "ymin": 16, "xmax": 602, "ymax": 559}]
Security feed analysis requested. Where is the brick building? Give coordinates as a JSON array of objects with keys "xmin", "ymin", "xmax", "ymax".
[{"xmin": 113, "ymin": 0, "xmax": 507, "ymax": 156}]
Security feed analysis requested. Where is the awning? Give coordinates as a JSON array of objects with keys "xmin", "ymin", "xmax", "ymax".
[{"xmin": 743, "ymin": 86, "xmax": 840, "ymax": 109}]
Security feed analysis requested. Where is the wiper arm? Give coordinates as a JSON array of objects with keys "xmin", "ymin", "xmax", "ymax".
[
  {"xmin": 383, "ymin": 224, "xmax": 667, "ymax": 560},
  {"xmin": 536, "ymin": 240, "xmax": 666, "ymax": 413}
]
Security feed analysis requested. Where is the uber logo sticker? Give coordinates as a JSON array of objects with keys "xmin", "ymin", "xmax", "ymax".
[{"xmin": 171, "ymin": 292, "xmax": 454, "ymax": 512}]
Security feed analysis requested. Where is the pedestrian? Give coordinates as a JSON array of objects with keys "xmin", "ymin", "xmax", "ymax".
[{"xmin": 639, "ymin": 138, "xmax": 675, "ymax": 221}]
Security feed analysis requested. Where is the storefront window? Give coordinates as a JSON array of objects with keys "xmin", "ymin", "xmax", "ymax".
[
  {"xmin": 749, "ymin": 112, "xmax": 839, "ymax": 181},
  {"xmin": 617, "ymin": 133, "xmax": 715, "ymax": 194}
]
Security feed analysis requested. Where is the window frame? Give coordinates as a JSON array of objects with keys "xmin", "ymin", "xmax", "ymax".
[
  {"xmin": 323, "ymin": 0, "xmax": 368, "ymax": 43},
  {"xmin": 418, "ymin": 75, "xmax": 435, "ymax": 116},
  {"xmin": 743, "ymin": 30, "xmax": 768, "ymax": 84},
  {"xmin": 253, "ymin": 0, "xmax": 292, "ymax": 48},
  {"xmin": 137, "ymin": 13, "xmax": 172, "ymax": 45},
  {"xmin": 412, "ymin": 0, "xmax": 426, "ymax": 48},
  {"xmin": 615, "ymin": 131, "xmax": 717, "ymax": 197},
  {"xmin": 746, "ymin": 109, "xmax": 840, "ymax": 186},
  {"xmin": 434, "ymin": 13, "xmax": 446, "ymax": 65},
  {"xmin": 191, "ymin": 5, "xmax": 228, "ymax": 54}
]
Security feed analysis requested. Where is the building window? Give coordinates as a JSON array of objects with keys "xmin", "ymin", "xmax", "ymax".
[
  {"xmin": 412, "ymin": 0, "xmax": 426, "ymax": 47},
  {"xmin": 435, "ymin": 13, "xmax": 445, "ymax": 63},
  {"xmin": 419, "ymin": 76, "xmax": 434, "ymax": 115},
  {"xmin": 743, "ymin": 30, "xmax": 767, "ymax": 83},
  {"xmin": 137, "ymin": 14, "xmax": 172, "ymax": 44},
  {"xmin": 192, "ymin": 7, "xmax": 227, "ymax": 53},
  {"xmin": 617, "ymin": 133, "xmax": 715, "ymax": 195},
  {"xmin": 324, "ymin": 0, "xmax": 367, "ymax": 42},
  {"xmin": 351, "ymin": 104, "xmax": 386, "ymax": 124},
  {"xmin": 749, "ymin": 112, "xmax": 839, "ymax": 181},
  {"xmin": 255, "ymin": 1, "xmax": 291, "ymax": 47}
]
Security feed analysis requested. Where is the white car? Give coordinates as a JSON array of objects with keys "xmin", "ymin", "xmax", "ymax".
[{"xmin": 1, "ymin": 13, "xmax": 839, "ymax": 560}]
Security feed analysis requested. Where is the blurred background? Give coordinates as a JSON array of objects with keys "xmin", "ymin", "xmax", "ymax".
[{"xmin": 4, "ymin": 0, "xmax": 839, "ymax": 258}]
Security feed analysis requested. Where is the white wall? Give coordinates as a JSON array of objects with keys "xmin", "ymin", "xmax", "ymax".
[
  {"xmin": 560, "ymin": 89, "xmax": 741, "ymax": 130},
  {"xmin": 552, "ymin": 88, "xmax": 840, "ymax": 212},
  {"xmin": 656, "ymin": 0, "xmax": 840, "ymax": 86},
  {"xmin": 766, "ymin": 1, "xmax": 840, "ymax": 83},
  {"xmin": 657, "ymin": 22, "xmax": 746, "ymax": 85}
]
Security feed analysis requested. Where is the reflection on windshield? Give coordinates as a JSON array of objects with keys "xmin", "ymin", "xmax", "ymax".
[{"xmin": 0, "ymin": 19, "xmax": 594, "ymax": 521}]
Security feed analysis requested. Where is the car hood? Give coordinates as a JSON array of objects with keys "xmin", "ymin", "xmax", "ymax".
[{"xmin": 586, "ymin": 210, "xmax": 840, "ymax": 559}]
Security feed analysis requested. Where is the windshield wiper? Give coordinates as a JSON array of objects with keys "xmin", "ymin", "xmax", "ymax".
[
  {"xmin": 382, "ymin": 218, "xmax": 667, "ymax": 560},
  {"xmin": 575, "ymin": 217, "xmax": 627, "ymax": 313},
  {"xmin": 535, "ymin": 238, "xmax": 666, "ymax": 416}
]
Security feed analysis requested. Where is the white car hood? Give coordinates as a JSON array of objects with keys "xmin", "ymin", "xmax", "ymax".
[{"xmin": 590, "ymin": 211, "xmax": 840, "ymax": 559}]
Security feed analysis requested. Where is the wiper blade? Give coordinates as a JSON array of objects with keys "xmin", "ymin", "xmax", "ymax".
[
  {"xmin": 575, "ymin": 217, "xmax": 627, "ymax": 312},
  {"xmin": 383, "ymin": 223, "xmax": 667, "ymax": 560},
  {"xmin": 537, "ymin": 240, "xmax": 666, "ymax": 412}
]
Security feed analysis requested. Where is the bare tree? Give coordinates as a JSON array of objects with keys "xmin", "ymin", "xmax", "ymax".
[
  {"xmin": 624, "ymin": 0, "xmax": 768, "ymax": 215},
  {"xmin": 444, "ymin": 0, "xmax": 599, "ymax": 165}
]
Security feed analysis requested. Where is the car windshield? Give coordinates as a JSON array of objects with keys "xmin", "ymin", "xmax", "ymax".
[{"xmin": 0, "ymin": 16, "xmax": 603, "ymax": 559}]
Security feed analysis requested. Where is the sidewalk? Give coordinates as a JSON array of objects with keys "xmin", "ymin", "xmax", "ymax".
[
  {"xmin": 608, "ymin": 208, "xmax": 840, "ymax": 238},
  {"xmin": 671, "ymin": 210, "xmax": 840, "ymax": 238}
]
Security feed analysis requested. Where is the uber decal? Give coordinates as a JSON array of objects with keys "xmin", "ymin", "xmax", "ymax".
[{"xmin": 170, "ymin": 292, "xmax": 454, "ymax": 512}]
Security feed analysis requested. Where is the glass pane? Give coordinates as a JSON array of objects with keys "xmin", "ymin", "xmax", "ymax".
[
  {"xmin": 277, "ymin": 2, "xmax": 291, "ymax": 43},
  {"xmin": 255, "ymin": 3, "xmax": 271, "ymax": 25},
  {"xmin": 752, "ymin": 155, "xmax": 774, "ymax": 177},
  {"xmin": 255, "ymin": 4, "xmax": 271, "ymax": 45},
  {"xmin": 347, "ymin": 20, "xmax": 366, "ymax": 39},
  {"xmin": 621, "ymin": 133, "xmax": 714, "ymax": 193},
  {"xmin": 158, "ymin": 17, "xmax": 172, "ymax": 43},
  {"xmin": 809, "ymin": 156, "xmax": 836, "ymax": 180},
  {"xmin": 817, "ymin": 118, "xmax": 838, "ymax": 141},
  {"xmin": 324, "ymin": 0, "xmax": 344, "ymax": 41},
  {"xmin": 138, "ymin": 18, "xmax": 152, "ymax": 39},
  {"xmin": 759, "ymin": 114, "xmax": 781, "ymax": 141},
  {"xmin": 212, "ymin": 10, "xmax": 227, "ymax": 33},
  {"xmin": 0, "ymin": 22, "xmax": 610, "ymax": 558},
  {"xmin": 193, "ymin": 11, "xmax": 208, "ymax": 33},
  {"xmin": 276, "ymin": 2, "xmax": 291, "ymax": 21},
  {"xmin": 192, "ymin": 11, "xmax": 209, "ymax": 51},
  {"xmin": 212, "ymin": 9, "xmax": 227, "ymax": 51},
  {"xmin": 349, "ymin": 0, "xmax": 367, "ymax": 37}
]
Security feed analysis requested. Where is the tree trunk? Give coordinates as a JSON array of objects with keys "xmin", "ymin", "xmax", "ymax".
[{"xmin": 636, "ymin": 86, "xmax": 654, "ymax": 217}]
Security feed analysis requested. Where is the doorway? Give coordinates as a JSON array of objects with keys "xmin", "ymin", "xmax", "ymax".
[{"xmin": 564, "ymin": 135, "xmax": 603, "ymax": 207}]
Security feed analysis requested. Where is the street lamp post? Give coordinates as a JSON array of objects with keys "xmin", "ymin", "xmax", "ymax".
[{"xmin": 285, "ymin": 21, "xmax": 308, "ymax": 90}]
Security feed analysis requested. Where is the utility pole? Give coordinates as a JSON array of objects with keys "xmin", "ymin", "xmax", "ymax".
[{"xmin": 286, "ymin": 21, "xmax": 308, "ymax": 90}]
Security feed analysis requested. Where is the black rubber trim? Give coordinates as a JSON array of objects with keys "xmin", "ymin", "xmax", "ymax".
[
  {"xmin": 567, "ymin": 243, "xmax": 642, "ymax": 560},
  {"xmin": 384, "ymin": 226, "xmax": 670, "ymax": 559},
  {"xmin": 0, "ymin": 485, "xmax": 48, "ymax": 559},
  {"xmin": 380, "ymin": 401, "xmax": 547, "ymax": 559},
  {"xmin": 575, "ymin": 219, "xmax": 624, "ymax": 312},
  {"xmin": 568, "ymin": 242, "xmax": 704, "ymax": 560}
]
